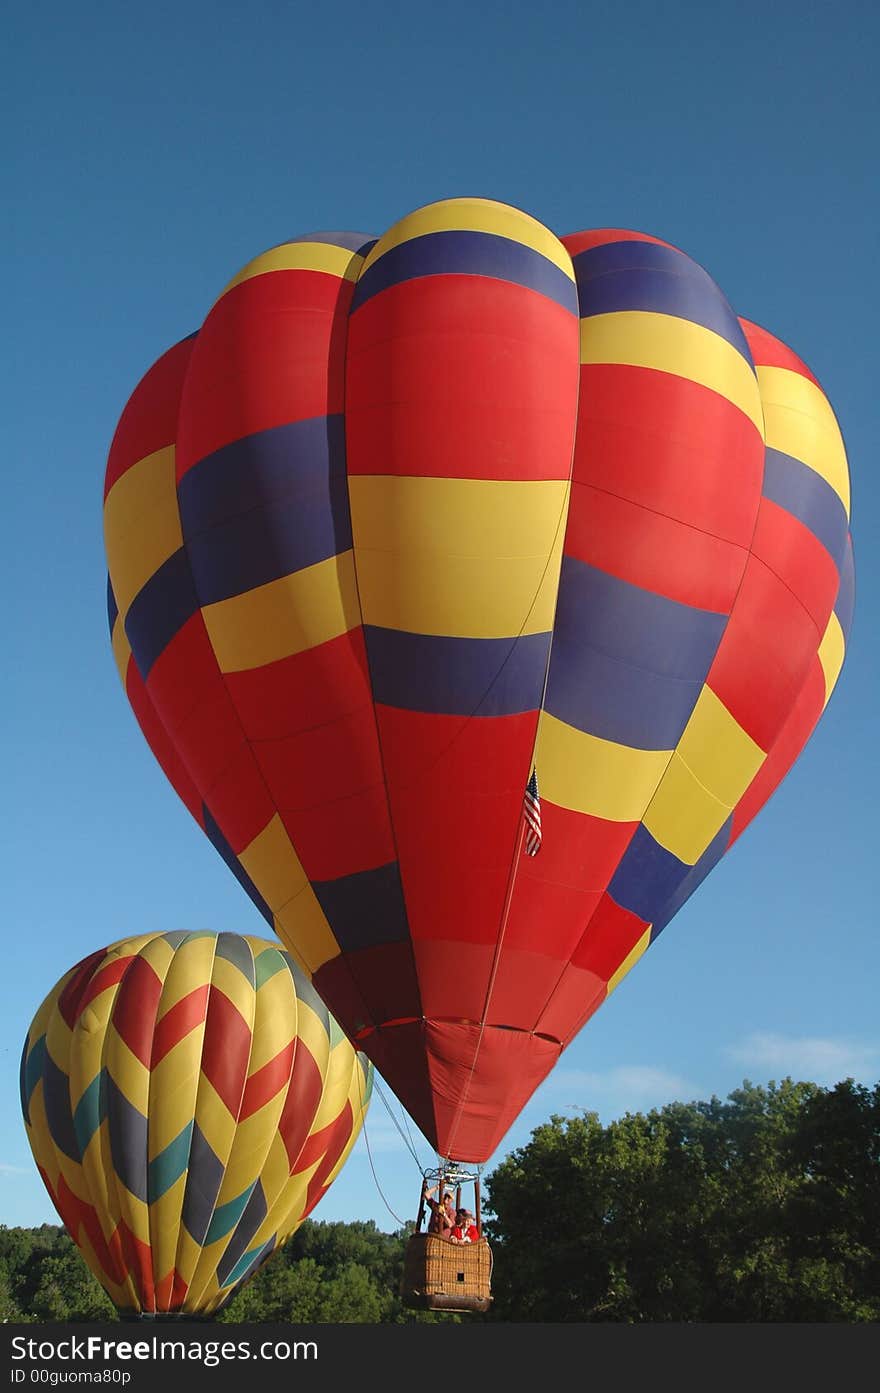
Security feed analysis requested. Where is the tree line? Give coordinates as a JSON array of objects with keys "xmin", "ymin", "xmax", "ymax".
[{"xmin": 3, "ymin": 1078, "xmax": 877, "ymax": 1323}]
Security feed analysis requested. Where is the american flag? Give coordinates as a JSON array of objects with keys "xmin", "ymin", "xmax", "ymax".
[{"xmin": 523, "ymin": 767, "xmax": 542, "ymax": 856}]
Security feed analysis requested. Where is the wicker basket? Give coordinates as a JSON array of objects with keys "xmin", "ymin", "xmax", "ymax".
[{"xmin": 401, "ymin": 1232, "xmax": 493, "ymax": 1313}]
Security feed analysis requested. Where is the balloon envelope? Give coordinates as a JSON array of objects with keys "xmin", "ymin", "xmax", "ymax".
[
  {"xmin": 103, "ymin": 200, "xmax": 854, "ymax": 1163},
  {"xmin": 20, "ymin": 931, "xmax": 372, "ymax": 1317}
]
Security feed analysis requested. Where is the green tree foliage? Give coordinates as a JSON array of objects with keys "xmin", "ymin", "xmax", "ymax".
[
  {"xmin": 5, "ymin": 1079, "xmax": 877, "ymax": 1322},
  {"xmin": 0, "ymin": 1225, "xmax": 115, "ymax": 1322},
  {"xmin": 484, "ymin": 1078, "xmax": 880, "ymax": 1322}
]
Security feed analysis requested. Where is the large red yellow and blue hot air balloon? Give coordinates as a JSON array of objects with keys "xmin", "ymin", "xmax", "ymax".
[
  {"xmin": 20, "ymin": 931, "xmax": 372, "ymax": 1317},
  {"xmin": 103, "ymin": 198, "xmax": 854, "ymax": 1168}
]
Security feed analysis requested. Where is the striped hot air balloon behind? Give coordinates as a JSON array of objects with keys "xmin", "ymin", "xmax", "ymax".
[
  {"xmin": 103, "ymin": 198, "xmax": 854, "ymax": 1166},
  {"xmin": 20, "ymin": 931, "xmax": 372, "ymax": 1318}
]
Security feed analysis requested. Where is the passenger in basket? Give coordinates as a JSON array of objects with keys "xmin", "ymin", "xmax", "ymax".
[
  {"xmin": 423, "ymin": 1182, "xmax": 456, "ymax": 1238},
  {"xmin": 449, "ymin": 1208, "xmax": 480, "ymax": 1245}
]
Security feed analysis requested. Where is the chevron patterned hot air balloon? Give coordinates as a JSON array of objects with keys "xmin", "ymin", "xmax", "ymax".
[
  {"xmin": 103, "ymin": 198, "xmax": 854, "ymax": 1166},
  {"xmin": 20, "ymin": 931, "xmax": 372, "ymax": 1318}
]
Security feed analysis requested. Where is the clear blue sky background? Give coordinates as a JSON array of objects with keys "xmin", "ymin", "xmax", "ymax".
[{"xmin": 4, "ymin": 0, "xmax": 877, "ymax": 1236}]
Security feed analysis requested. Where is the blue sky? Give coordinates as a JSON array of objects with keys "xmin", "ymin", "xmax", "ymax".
[{"xmin": 4, "ymin": 0, "xmax": 878, "ymax": 1236}]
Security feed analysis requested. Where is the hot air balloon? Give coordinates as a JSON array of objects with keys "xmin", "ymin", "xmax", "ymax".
[
  {"xmin": 20, "ymin": 931, "xmax": 372, "ymax": 1318},
  {"xmin": 103, "ymin": 198, "xmax": 854, "ymax": 1176}
]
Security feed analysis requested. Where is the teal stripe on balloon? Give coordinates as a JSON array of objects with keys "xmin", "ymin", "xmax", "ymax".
[
  {"xmin": 221, "ymin": 1236, "xmax": 276, "ymax": 1291},
  {"xmin": 254, "ymin": 947, "xmax": 287, "ymax": 990},
  {"xmin": 148, "ymin": 1121, "xmax": 194, "ymax": 1203},
  {"xmin": 73, "ymin": 1070, "xmax": 107, "ymax": 1156},
  {"xmin": 23, "ymin": 1034, "xmax": 47, "ymax": 1116},
  {"xmin": 205, "ymin": 1184, "xmax": 255, "ymax": 1244}
]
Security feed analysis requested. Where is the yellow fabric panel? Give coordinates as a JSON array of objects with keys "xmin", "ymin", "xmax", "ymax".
[
  {"xmin": 201, "ymin": 549, "xmax": 361, "ymax": 672},
  {"xmin": 148, "ymin": 1012, "xmax": 206, "ymax": 1156},
  {"xmin": 149, "ymin": 1173, "xmax": 187, "ymax": 1293},
  {"xmin": 247, "ymin": 954, "xmax": 296, "ymax": 1072},
  {"xmin": 259, "ymin": 1131, "xmax": 295, "ymax": 1198},
  {"xmin": 349, "ymin": 477, "xmax": 570, "ymax": 638},
  {"xmin": 642, "ymin": 752, "xmax": 732, "ymax": 866},
  {"xmin": 757, "ymin": 366, "xmax": 850, "ymax": 514},
  {"xmin": 818, "ymin": 610, "xmax": 846, "ymax": 708},
  {"xmin": 238, "ymin": 815, "xmax": 311, "ymax": 913},
  {"xmin": 607, "ymin": 928, "xmax": 652, "ymax": 995},
  {"xmin": 169, "ymin": 1225, "xmax": 203, "ymax": 1299},
  {"xmin": 580, "ymin": 311, "xmax": 764, "ymax": 437},
  {"xmin": 359, "ymin": 196, "xmax": 575, "ymax": 281},
  {"xmin": 194, "ymin": 1075, "xmax": 240, "ymax": 1158},
  {"xmin": 210, "ymin": 952, "xmax": 258, "ymax": 1025},
  {"xmin": 217, "ymin": 240, "xmax": 366, "ymax": 299},
  {"xmin": 111, "ymin": 617, "xmax": 131, "ymax": 687},
  {"xmin": 676, "ymin": 686, "xmax": 767, "ymax": 804},
  {"xmin": 536, "ymin": 713, "xmax": 672, "ymax": 822},
  {"xmin": 211, "ymin": 1093, "xmax": 287, "ymax": 1209},
  {"xmin": 274, "ymin": 887, "xmax": 341, "ymax": 973},
  {"xmin": 103, "ymin": 447, "xmax": 182, "ymax": 618}
]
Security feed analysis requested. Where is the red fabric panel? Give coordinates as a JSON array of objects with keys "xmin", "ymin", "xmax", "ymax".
[
  {"xmin": 200, "ymin": 987, "xmax": 250, "ymax": 1117},
  {"xmin": 310, "ymin": 954, "xmax": 380, "ymax": 1039},
  {"xmin": 253, "ymin": 705, "xmax": 385, "ymax": 813},
  {"xmin": 573, "ymin": 364, "xmax": 764, "ymax": 546},
  {"xmin": 125, "ymin": 659, "xmax": 205, "ymax": 824},
  {"xmin": 707, "ymin": 554, "xmax": 823, "ymax": 752},
  {"xmin": 571, "ymin": 893, "xmax": 650, "ymax": 980},
  {"xmin": 203, "ymin": 743, "xmax": 276, "ymax": 854},
  {"xmin": 503, "ymin": 875, "xmax": 602, "ymax": 957},
  {"xmin": 304, "ymin": 1103, "xmax": 356, "ymax": 1213},
  {"xmin": 349, "ymin": 1021, "xmax": 437, "ymax": 1150},
  {"xmin": 280, "ymin": 783, "xmax": 396, "ymax": 880},
  {"xmin": 413, "ymin": 939, "xmax": 496, "ymax": 1021},
  {"xmin": 535, "ymin": 963, "xmax": 608, "ymax": 1045},
  {"xmin": 424, "ymin": 1020, "xmax": 562, "ymax": 1162},
  {"xmin": 151, "ymin": 986, "xmax": 209, "ymax": 1067},
  {"xmin": 223, "ymin": 629, "xmax": 372, "ymax": 741},
  {"xmin": 172, "ymin": 677, "xmax": 246, "ymax": 793},
  {"xmin": 485, "ymin": 943, "xmax": 590, "ymax": 1030},
  {"xmin": 279, "ymin": 1041, "xmax": 323, "ymax": 1172},
  {"xmin": 329, "ymin": 941, "xmax": 422, "ymax": 1029},
  {"xmin": 750, "ymin": 498, "xmax": 839, "ymax": 633},
  {"xmin": 740, "ymin": 317, "xmax": 822, "ymax": 387},
  {"xmin": 145, "ymin": 613, "xmax": 221, "ymax": 735},
  {"xmin": 562, "ymin": 229, "xmax": 677, "ymax": 256},
  {"xmin": 516, "ymin": 802, "xmax": 638, "ymax": 895},
  {"xmin": 729, "ymin": 657, "xmax": 826, "ymax": 846},
  {"xmin": 176, "ymin": 270, "xmax": 353, "ymax": 477},
  {"xmin": 377, "ymin": 707, "xmax": 535, "ymax": 945},
  {"xmin": 345, "ymin": 274, "xmax": 579, "ymax": 481},
  {"xmin": 112, "ymin": 957, "xmax": 163, "ymax": 1068},
  {"xmin": 565, "ymin": 480, "xmax": 748, "ymax": 613},
  {"xmin": 105, "ymin": 337, "xmax": 194, "ymax": 497},
  {"xmin": 57, "ymin": 950, "xmax": 116, "ymax": 1028},
  {"xmin": 240, "ymin": 1039, "xmax": 296, "ymax": 1119}
]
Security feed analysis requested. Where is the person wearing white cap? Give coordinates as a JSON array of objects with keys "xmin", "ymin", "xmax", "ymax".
[{"xmin": 449, "ymin": 1208, "xmax": 480, "ymax": 1245}]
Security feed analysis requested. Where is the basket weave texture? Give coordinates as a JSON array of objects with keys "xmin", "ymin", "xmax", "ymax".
[{"xmin": 402, "ymin": 1233, "xmax": 492, "ymax": 1300}]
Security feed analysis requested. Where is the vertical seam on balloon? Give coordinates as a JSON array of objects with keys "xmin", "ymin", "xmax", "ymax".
[
  {"xmin": 441, "ymin": 481, "xmax": 574, "ymax": 1160},
  {"xmin": 442, "ymin": 256, "xmax": 579, "ymax": 1161},
  {"xmin": 101, "ymin": 944, "xmax": 152, "ymax": 1314},
  {"xmin": 170, "ymin": 930, "xmax": 218, "ymax": 1313},
  {"xmin": 630, "ymin": 324, "xmax": 767, "ymax": 881},
  {"xmin": 165, "ymin": 301, "xmax": 378, "ymax": 1037},
  {"xmin": 342, "ymin": 281, "xmax": 427, "ymax": 1035}
]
